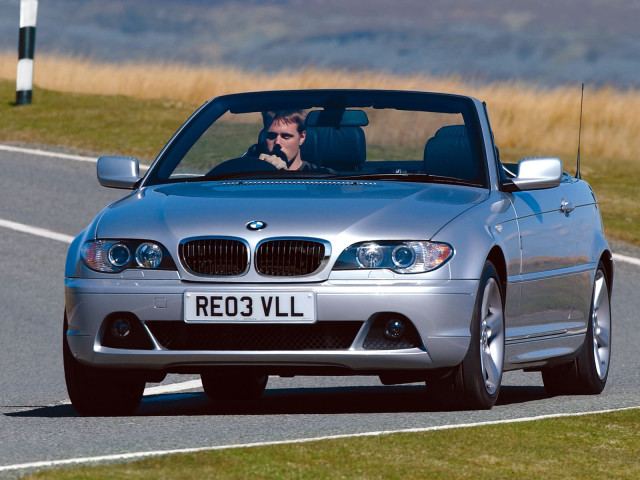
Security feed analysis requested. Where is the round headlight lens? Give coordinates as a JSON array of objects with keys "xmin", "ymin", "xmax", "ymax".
[
  {"xmin": 135, "ymin": 242, "xmax": 163, "ymax": 269},
  {"xmin": 107, "ymin": 243, "xmax": 131, "ymax": 268},
  {"xmin": 391, "ymin": 243, "xmax": 416, "ymax": 269},
  {"xmin": 356, "ymin": 242, "xmax": 384, "ymax": 268}
]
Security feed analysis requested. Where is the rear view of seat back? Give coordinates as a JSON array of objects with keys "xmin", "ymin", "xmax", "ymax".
[
  {"xmin": 423, "ymin": 125, "xmax": 478, "ymax": 181},
  {"xmin": 301, "ymin": 126, "xmax": 366, "ymax": 171}
]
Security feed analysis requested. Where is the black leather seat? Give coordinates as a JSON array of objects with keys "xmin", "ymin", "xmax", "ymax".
[
  {"xmin": 301, "ymin": 126, "xmax": 366, "ymax": 170},
  {"xmin": 423, "ymin": 125, "xmax": 479, "ymax": 181}
]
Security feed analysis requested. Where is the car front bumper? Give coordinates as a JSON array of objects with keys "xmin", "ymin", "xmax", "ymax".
[{"xmin": 65, "ymin": 277, "xmax": 478, "ymax": 373}]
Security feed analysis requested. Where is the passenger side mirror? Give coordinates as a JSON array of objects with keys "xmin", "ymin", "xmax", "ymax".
[{"xmin": 502, "ymin": 156, "xmax": 563, "ymax": 192}]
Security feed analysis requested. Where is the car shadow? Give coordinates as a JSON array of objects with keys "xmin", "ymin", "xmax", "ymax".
[{"xmin": 5, "ymin": 384, "xmax": 549, "ymax": 418}]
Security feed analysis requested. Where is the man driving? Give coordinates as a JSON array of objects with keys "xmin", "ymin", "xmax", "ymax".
[{"xmin": 253, "ymin": 110, "xmax": 323, "ymax": 171}]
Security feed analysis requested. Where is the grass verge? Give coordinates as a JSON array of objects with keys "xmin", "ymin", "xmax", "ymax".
[
  {"xmin": 1, "ymin": 78, "xmax": 638, "ymax": 245},
  {"xmin": 22, "ymin": 408, "xmax": 640, "ymax": 479},
  {"xmin": 0, "ymin": 80, "xmax": 194, "ymax": 161}
]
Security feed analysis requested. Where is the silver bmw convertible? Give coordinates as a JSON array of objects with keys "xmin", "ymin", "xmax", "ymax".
[{"xmin": 64, "ymin": 89, "xmax": 613, "ymax": 415}]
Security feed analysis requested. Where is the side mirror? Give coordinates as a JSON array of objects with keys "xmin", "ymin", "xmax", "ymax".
[
  {"xmin": 97, "ymin": 156, "xmax": 141, "ymax": 189},
  {"xmin": 503, "ymin": 157, "xmax": 563, "ymax": 192}
]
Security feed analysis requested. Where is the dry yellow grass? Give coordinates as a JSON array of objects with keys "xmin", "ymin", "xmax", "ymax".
[{"xmin": 1, "ymin": 52, "xmax": 638, "ymax": 165}]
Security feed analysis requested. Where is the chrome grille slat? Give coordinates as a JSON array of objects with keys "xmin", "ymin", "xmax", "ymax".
[{"xmin": 256, "ymin": 239, "xmax": 326, "ymax": 276}]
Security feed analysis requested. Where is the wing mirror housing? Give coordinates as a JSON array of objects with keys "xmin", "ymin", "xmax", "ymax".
[
  {"xmin": 97, "ymin": 156, "xmax": 141, "ymax": 189},
  {"xmin": 502, "ymin": 156, "xmax": 563, "ymax": 192}
]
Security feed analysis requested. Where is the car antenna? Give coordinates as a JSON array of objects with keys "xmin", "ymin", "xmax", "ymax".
[{"xmin": 576, "ymin": 82, "xmax": 584, "ymax": 179}]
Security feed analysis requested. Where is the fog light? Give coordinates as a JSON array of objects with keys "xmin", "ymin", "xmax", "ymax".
[
  {"xmin": 384, "ymin": 318, "xmax": 405, "ymax": 340},
  {"xmin": 112, "ymin": 318, "xmax": 131, "ymax": 338}
]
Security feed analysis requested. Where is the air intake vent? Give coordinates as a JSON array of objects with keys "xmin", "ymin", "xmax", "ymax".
[
  {"xmin": 256, "ymin": 239, "xmax": 327, "ymax": 276},
  {"xmin": 146, "ymin": 321, "xmax": 362, "ymax": 350},
  {"xmin": 180, "ymin": 238, "xmax": 248, "ymax": 275}
]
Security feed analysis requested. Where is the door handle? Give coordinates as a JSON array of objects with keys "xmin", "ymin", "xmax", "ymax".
[{"xmin": 560, "ymin": 199, "xmax": 575, "ymax": 214}]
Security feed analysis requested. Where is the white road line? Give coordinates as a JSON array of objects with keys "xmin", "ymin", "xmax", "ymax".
[
  {"xmin": 613, "ymin": 253, "xmax": 640, "ymax": 267},
  {"xmin": 55, "ymin": 380, "xmax": 204, "ymax": 406},
  {"xmin": 0, "ymin": 143, "xmax": 150, "ymax": 170},
  {"xmin": 143, "ymin": 380, "xmax": 202, "ymax": 396},
  {"xmin": 1, "ymin": 405, "xmax": 638, "ymax": 473},
  {"xmin": 0, "ymin": 218, "xmax": 74, "ymax": 244},
  {"xmin": 0, "ymin": 144, "xmax": 97, "ymax": 162}
]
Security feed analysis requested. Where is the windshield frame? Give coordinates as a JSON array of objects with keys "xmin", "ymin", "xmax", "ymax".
[{"xmin": 141, "ymin": 89, "xmax": 489, "ymax": 188}]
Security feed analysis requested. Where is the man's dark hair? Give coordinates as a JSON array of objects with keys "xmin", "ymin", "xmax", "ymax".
[{"xmin": 262, "ymin": 110, "xmax": 307, "ymax": 134}]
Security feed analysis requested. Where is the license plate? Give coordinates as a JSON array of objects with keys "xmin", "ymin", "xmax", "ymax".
[{"xmin": 184, "ymin": 291, "xmax": 316, "ymax": 323}]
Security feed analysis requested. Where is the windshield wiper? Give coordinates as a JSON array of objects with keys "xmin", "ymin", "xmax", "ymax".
[
  {"xmin": 331, "ymin": 173, "xmax": 482, "ymax": 187},
  {"xmin": 191, "ymin": 170, "xmax": 340, "ymax": 182}
]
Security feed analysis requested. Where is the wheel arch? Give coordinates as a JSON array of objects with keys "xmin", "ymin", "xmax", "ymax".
[
  {"xmin": 486, "ymin": 245, "xmax": 507, "ymax": 303},
  {"xmin": 599, "ymin": 249, "xmax": 614, "ymax": 297}
]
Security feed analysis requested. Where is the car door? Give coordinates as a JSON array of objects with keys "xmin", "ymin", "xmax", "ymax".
[
  {"xmin": 557, "ymin": 176, "xmax": 600, "ymax": 327},
  {"xmin": 506, "ymin": 181, "xmax": 580, "ymax": 339}
]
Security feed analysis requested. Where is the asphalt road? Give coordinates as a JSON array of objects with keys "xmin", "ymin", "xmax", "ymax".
[{"xmin": 1, "ymin": 147, "xmax": 638, "ymax": 478}]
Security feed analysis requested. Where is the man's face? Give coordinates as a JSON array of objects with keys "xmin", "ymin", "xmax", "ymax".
[{"xmin": 265, "ymin": 119, "xmax": 305, "ymax": 163}]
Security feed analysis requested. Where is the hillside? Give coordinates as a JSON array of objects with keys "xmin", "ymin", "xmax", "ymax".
[{"xmin": 0, "ymin": 0, "xmax": 639, "ymax": 87}]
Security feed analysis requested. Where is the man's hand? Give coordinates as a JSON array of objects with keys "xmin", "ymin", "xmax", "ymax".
[{"xmin": 259, "ymin": 153, "xmax": 287, "ymax": 170}]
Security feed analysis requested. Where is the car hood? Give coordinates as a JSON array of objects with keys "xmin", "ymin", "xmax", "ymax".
[{"xmin": 95, "ymin": 180, "xmax": 487, "ymax": 246}]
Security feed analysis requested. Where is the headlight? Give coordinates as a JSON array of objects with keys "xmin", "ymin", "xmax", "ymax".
[
  {"xmin": 335, "ymin": 241, "xmax": 452, "ymax": 274},
  {"xmin": 81, "ymin": 239, "xmax": 174, "ymax": 273},
  {"xmin": 108, "ymin": 243, "xmax": 131, "ymax": 267},
  {"xmin": 356, "ymin": 242, "xmax": 385, "ymax": 268},
  {"xmin": 135, "ymin": 242, "xmax": 163, "ymax": 268},
  {"xmin": 391, "ymin": 244, "xmax": 416, "ymax": 269}
]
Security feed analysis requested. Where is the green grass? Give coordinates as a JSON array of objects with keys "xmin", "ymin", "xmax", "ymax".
[
  {"xmin": 23, "ymin": 409, "xmax": 640, "ymax": 479},
  {"xmin": 1, "ymin": 79, "xmax": 638, "ymax": 246},
  {"xmin": 0, "ymin": 80, "xmax": 194, "ymax": 161}
]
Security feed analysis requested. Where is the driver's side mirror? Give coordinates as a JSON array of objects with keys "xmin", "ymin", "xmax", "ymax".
[{"xmin": 97, "ymin": 155, "xmax": 141, "ymax": 189}]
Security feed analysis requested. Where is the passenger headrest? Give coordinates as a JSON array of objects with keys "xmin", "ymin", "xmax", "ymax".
[
  {"xmin": 301, "ymin": 126, "xmax": 366, "ymax": 170},
  {"xmin": 423, "ymin": 125, "xmax": 478, "ymax": 181}
]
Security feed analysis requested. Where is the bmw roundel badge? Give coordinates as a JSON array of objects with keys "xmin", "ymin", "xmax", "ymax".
[{"xmin": 247, "ymin": 220, "xmax": 267, "ymax": 231}]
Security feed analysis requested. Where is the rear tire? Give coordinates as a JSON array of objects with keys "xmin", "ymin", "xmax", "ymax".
[
  {"xmin": 542, "ymin": 263, "xmax": 611, "ymax": 395},
  {"xmin": 430, "ymin": 261, "xmax": 505, "ymax": 410},
  {"xmin": 63, "ymin": 313, "xmax": 145, "ymax": 416},
  {"xmin": 201, "ymin": 372, "xmax": 268, "ymax": 401}
]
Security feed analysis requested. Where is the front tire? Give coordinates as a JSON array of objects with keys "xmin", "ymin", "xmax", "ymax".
[
  {"xmin": 430, "ymin": 261, "xmax": 505, "ymax": 409},
  {"xmin": 542, "ymin": 263, "xmax": 611, "ymax": 395},
  {"xmin": 63, "ymin": 313, "xmax": 145, "ymax": 416}
]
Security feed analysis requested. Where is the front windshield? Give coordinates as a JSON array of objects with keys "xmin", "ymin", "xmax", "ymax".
[{"xmin": 147, "ymin": 92, "xmax": 488, "ymax": 188}]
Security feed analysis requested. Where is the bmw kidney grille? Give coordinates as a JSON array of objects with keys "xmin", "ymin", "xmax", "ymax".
[
  {"xmin": 180, "ymin": 238, "xmax": 327, "ymax": 276},
  {"xmin": 180, "ymin": 238, "xmax": 249, "ymax": 275},
  {"xmin": 256, "ymin": 240, "xmax": 326, "ymax": 276}
]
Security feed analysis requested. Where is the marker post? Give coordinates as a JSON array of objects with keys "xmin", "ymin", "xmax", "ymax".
[{"xmin": 16, "ymin": 0, "xmax": 38, "ymax": 105}]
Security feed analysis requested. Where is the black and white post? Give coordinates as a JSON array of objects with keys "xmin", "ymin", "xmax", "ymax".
[{"xmin": 16, "ymin": 0, "xmax": 38, "ymax": 105}]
